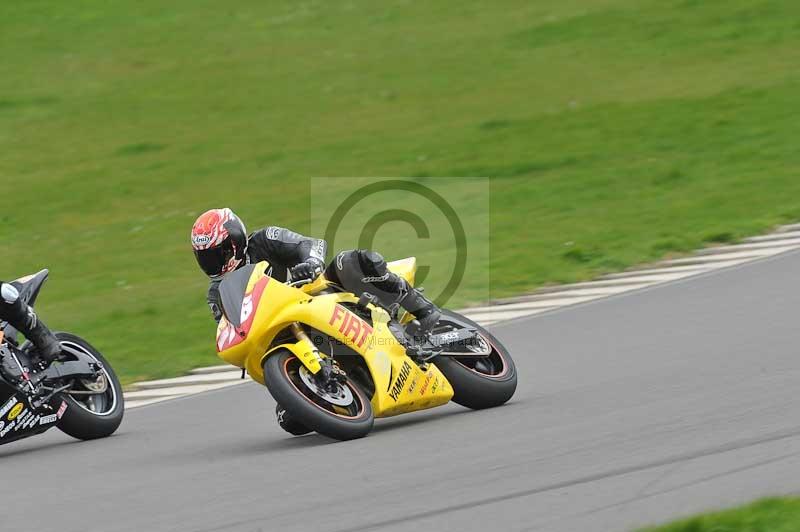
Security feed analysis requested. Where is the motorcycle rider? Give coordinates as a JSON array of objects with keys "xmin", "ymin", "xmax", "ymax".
[
  {"xmin": 190, "ymin": 208, "xmax": 442, "ymax": 337},
  {"xmin": 0, "ymin": 281, "xmax": 61, "ymax": 365}
]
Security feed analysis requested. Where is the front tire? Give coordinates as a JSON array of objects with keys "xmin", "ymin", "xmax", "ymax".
[
  {"xmin": 263, "ymin": 350, "xmax": 373, "ymax": 441},
  {"xmin": 434, "ymin": 310, "xmax": 517, "ymax": 410},
  {"xmin": 55, "ymin": 332, "xmax": 124, "ymax": 440}
]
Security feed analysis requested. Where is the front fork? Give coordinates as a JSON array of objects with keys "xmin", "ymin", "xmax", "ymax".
[
  {"xmin": 261, "ymin": 323, "xmax": 348, "ymax": 388},
  {"xmin": 288, "ymin": 323, "xmax": 346, "ymax": 388},
  {"xmin": 288, "ymin": 322, "xmax": 324, "ymax": 373}
]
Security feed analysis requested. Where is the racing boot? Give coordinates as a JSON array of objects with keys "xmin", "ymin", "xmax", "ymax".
[
  {"xmin": 17, "ymin": 307, "xmax": 62, "ymax": 367},
  {"xmin": 9, "ymin": 308, "xmax": 61, "ymax": 369},
  {"xmin": 398, "ymin": 282, "xmax": 442, "ymax": 341},
  {"xmin": 2, "ymin": 282, "xmax": 61, "ymax": 365}
]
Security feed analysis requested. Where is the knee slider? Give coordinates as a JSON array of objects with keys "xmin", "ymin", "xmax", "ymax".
[
  {"xmin": 1, "ymin": 283, "xmax": 20, "ymax": 304},
  {"xmin": 358, "ymin": 250, "xmax": 388, "ymax": 275}
]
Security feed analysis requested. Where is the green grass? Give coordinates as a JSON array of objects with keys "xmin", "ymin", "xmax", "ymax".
[
  {"xmin": 640, "ymin": 497, "xmax": 800, "ymax": 532},
  {"xmin": 1, "ymin": 0, "xmax": 799, "ymax": 383}
]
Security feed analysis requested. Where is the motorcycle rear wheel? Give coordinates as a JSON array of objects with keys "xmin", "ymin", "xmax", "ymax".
[
  {"xmin": 433, "ymin": 310, "xmax": 517, "ymax": 410},
  {"xmin": 263, "ymin": 349, "xmax": 373, "ymax": 441}
]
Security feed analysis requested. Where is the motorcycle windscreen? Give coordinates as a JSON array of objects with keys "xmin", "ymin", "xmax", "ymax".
[{"xmin": 218, "ymin": 264, "xmax": 257, "ymax": 328}]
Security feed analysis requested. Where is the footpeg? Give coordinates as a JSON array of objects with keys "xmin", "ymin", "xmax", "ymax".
[{"xmin": 405, "ymin": 340, "xmax": 442, "ymax": 364}]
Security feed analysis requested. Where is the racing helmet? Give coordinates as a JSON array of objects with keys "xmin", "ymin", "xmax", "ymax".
[{"xmin": 191, "ymin": 208, "xmax": 248, "ymax": 278}]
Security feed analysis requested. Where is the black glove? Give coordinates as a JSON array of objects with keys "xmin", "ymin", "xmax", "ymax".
[{"xmin": 290, "ymin": 258, "xmax": 324, "ymax": 282}]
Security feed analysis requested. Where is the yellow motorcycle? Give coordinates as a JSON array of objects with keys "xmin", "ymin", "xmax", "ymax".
[{"xmin": 215, "ymin": 258, "xmax": 517, "ymax": 440}]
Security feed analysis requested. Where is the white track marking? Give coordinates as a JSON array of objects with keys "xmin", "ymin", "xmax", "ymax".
[
  {"xmin": 124, "ymin": 224, "xmax": 800, "ymax": 408},
  {"xmin": 461, "ymin": 282, "xmax": 662, "ymax": 317},
  {"xmin": 129, "ymin": 370, "xmax": 243, "ymax": 391},
  {"xmin": 124, "ymin": 380, "xmax": 250, "ymax": 409},
  {"xmin": 125, "ymin": 397, "xmax": 185, "ymax": 409},
  {"xmin": 125, "ymin": 381, "xmax": 248, "ymax": 401},
  {"xmin": 188, "ymin": 365, "xmax": 239, "ymax": 375},
  {"xmin": 744, "ymin": 231, "xmax": 800, "ymax": 243},
  {"xmin": 693, "ymin": 238, "xmax": 800, "ymax": 255},
  {"xmin": 509, "ymin": 270, "xmax": 705, "ymax": 295},
  {"xmin": 662, "ymin": 246, "xmax": 799, "ymax": 266},
  {"xmin": 465, "ymin": 296, "xmax": 603, "ymax": 314},
  {"xmin": 491, "ymin": 282, "xmax": 664, "ymax": 300},
  {"xmin": 775, "ymin": 223, "xmax": 800, "ymax": 232},
  {"xmin": 599, "ymin": 261, "xmax": 750, "ymax": 280},
  {"xmin": 460, "ymin": 307, "xmax": 558, "ymax": 323}
]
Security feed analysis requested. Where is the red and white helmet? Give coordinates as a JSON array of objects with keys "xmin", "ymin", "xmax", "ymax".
[{"xmin": 191, "ymin": 208, "xmax": 248, "ymax": 277}]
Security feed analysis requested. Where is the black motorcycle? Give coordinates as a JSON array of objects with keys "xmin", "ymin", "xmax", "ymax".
[{"xmin": 0, "ymin": 270, "xmax": 124, "ymax": 446}]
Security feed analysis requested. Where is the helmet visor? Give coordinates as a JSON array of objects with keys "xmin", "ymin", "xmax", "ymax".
[{"xmin": 194, "ymin": 241, "xmax": 235, "ymax": 277}]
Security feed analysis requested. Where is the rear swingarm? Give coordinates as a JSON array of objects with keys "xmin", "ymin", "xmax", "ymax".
[{"xmin": 408, "ymin": 327, "xmax": 490, "ymax": 361}]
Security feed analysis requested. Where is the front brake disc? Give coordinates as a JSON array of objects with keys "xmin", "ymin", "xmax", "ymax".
[{"xmin": 298, "ymin": 366, "xmax": 354, "ymax": 406}]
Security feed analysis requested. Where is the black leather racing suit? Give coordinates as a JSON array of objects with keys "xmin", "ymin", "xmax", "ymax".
[
  {"xmin": 0, "ymin": 281, "xmax": 60, "ymax": 360},
  {"xmin": 206, "ymin": 227, "xmax": 327, "ymax": 322},
  {"xmin": 205, "ymin": 227, "xmax": 440, "ymax": 331}
]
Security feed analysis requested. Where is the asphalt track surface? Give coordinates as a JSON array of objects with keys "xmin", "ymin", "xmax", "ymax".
[{"xmin": 4, "ymin": 250, "xmax": 800, "ymax": 532}]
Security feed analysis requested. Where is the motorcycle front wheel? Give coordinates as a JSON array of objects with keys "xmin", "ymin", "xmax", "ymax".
[{"xmin": 263, "ymin": 349, "xmax": 373, "ymax": 441}]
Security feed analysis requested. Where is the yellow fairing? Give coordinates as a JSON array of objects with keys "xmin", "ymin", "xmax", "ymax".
[
  {"xmin": 387, "ymin": 257, "xmax": 417, "ymax": 286},
  {"xmin": 216, "ymin": 259, "xmax": 452, "ymax": 418}
]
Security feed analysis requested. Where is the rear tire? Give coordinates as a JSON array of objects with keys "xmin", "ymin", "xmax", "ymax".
[
  {"xmin": 55, "ymin": 332, "xmax": 124, "ymax": 440},
  {"xmin": 434, "ymin": 310, "xmax": 517, "ymax": 410},
  {"xmin": 263, "ymin": 350, "xmax": 373, "ymax": 441}
]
